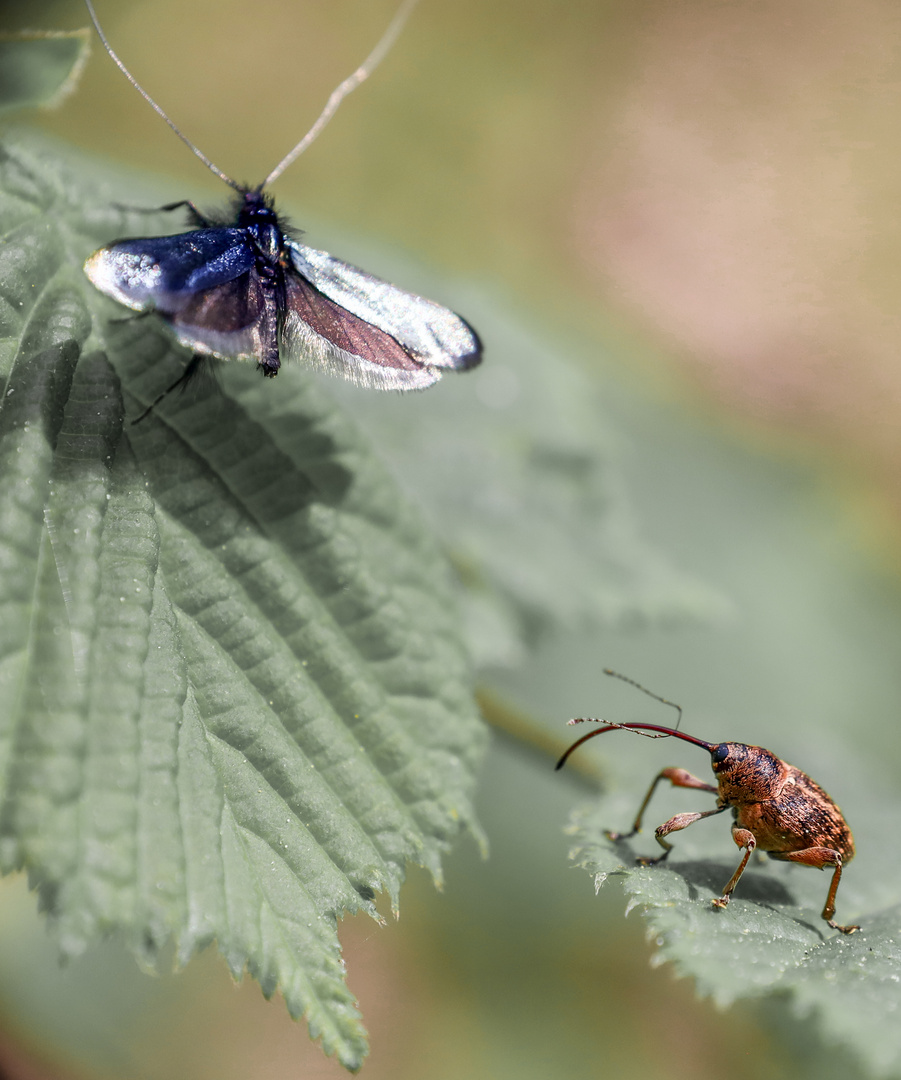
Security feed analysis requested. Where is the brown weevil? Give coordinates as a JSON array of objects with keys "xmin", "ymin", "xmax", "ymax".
[{"xmin": 556, "ymin": 671, "xmax": 859, "ymax": 935}]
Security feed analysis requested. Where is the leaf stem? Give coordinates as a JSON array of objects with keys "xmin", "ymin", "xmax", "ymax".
[{"xmin": 476, "ymin": 688, "xmax": 605, "ymax": 790}]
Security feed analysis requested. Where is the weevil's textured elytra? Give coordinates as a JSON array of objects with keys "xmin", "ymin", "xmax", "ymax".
[{"xmin": 556, "ymin": 672, "xmax": 860, "ymax": 935}]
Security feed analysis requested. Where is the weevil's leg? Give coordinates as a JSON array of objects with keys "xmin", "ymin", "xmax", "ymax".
[
  {"xmin": 769, "ymin": 847, "xmax": 860, "ymax": 934},
  {"xmin": 712, "ymin": 827, "xmax": 756, "ymax": 909},
  {"xmin": 636, "ymin": 804, "xmax": 728, "ymax": 865},
  {"xmin": 605, "ymin": 767, "xmax": 718, "ymax": 842}
]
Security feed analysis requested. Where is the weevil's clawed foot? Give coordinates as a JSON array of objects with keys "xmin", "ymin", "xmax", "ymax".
[
  {"xmin": 711, "ymin": 896, "xmax": 730, "ymax": 910},
  {"xmin": 604, "ymin": 829, "xmax": 638, "ymax": 843},
  {"xmin": 635, "ymin": 854, "xmax": 668, "ymax": 867},
  {"xmin": 828, "ymin": 920, "xmax": 860, "ymax": 934}
]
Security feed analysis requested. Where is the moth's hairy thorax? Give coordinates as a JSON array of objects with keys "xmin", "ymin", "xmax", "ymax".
[{"xmin": 236, "ymin": 191, "xmax": 287, "ymax": 269}]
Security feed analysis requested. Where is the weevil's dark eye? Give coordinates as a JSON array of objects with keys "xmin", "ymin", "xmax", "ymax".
[{"xmin": 711, "ymin": 744, "xmax": 730, "ymax": 766}]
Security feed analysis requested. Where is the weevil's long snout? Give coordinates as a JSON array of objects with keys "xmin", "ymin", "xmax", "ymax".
[{"xmin": 555, "ymin": 721, "xmax": 714, "ymax": 771}]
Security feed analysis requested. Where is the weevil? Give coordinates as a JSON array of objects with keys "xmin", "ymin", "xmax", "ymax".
[{"xmin": 556, "ymin": 671, "xmax": 859, "ymax": 934}]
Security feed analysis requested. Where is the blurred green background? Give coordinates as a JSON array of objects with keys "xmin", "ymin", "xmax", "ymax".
[{"xmin": 3, "ymin": 0, "xmax": 901, "ymax": 1077}]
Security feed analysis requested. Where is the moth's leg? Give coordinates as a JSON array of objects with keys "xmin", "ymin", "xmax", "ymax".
[
  {"xmin": 109, "ymin": 309, "xmax": 154, "ymax": 326},
  {"xmin": 111, "ymin": 199, "xmax": 214, "ymax": 226},
  {"xmin": 131, "ymin": 354, "xmax": 206, "ymax": 424}
]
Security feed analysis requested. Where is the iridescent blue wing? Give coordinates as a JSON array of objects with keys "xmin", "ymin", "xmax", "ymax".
[
  {"xmin": 85, "ymin": 228, "xmax": 274, "ymax": 361},
  {"xmin": 283, "ymin": 239, "xmax": 482, "ymax": 390},
  {"xmin": 85, "ymin": 228, "xmax": 255, "ymax": 311}
]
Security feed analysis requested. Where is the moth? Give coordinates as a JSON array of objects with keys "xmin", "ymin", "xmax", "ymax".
[{"xmin": 82, "ymin": 0, "xmax": 482, "ymax": 394}]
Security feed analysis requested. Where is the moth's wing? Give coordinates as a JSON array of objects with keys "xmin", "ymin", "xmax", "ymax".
[
  {"xmin": 165, "ymin": 270, "xmax": 278, "ymax": 363},
  {"xmin": 283, "ymin": 240, "xmax": 482, "ymax": 390},
  {"xmin": 280, "ymin": 273, "xmax": 440, "ymax": 389},
  {"xmin": 84, "ymin": 228, "xmax": 256, "ymax": 315}
]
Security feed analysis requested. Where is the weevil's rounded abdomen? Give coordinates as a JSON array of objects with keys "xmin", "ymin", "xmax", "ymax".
[{"xmin": 732, "ymin": 764, "xmax": 855, "ymax": 860}]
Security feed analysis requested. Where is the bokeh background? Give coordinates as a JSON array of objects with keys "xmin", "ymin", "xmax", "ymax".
[{"xmin": 3, "ymin": 0, "xmax": 901, "ymax": 1077}]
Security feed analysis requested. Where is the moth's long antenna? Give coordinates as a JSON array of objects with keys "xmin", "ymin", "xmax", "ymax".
[
  {"xmin": 262, "ymin": 0, "xmax": 420, "ymax": 187},
  {"xmin": 83, "ymin": 0, "xmax": 242, "ymax": 191}
]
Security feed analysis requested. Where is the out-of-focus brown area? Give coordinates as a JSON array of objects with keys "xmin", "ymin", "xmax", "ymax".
[{"xmin": 571, "ymin": 0, "xmax": 901, "ymax": 500}]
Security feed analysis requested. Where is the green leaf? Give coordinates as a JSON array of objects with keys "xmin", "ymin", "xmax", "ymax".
[
  {"xmin": 0, "ymin": 32, "xmax": 91, "ymax": 114},
  {"xmin": 0, "ymin": 129, "xmax": 486, "ymax": 1071},
  {"xmin": 566, "ymin": 759, "xmax": 901, "ymax": 1077}
]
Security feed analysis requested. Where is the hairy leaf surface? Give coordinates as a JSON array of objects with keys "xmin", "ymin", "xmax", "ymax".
[{"xmin": 0, "ymin": 129, "xmax": 486, "ymax": 1071}]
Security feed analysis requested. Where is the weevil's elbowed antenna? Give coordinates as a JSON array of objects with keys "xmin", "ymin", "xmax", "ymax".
[
  {"xmin": 602, "ymin": 668, "xmax": 684, "ymax": 729},
  {"xmin": 83, "ymin": 0, "xmax": 421, "ymax": 190}
]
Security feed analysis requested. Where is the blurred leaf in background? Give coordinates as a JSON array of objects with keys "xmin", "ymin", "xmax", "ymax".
[{"xmin": 0, "ymin": 29, "xmax": 89, "ymax": 114}]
